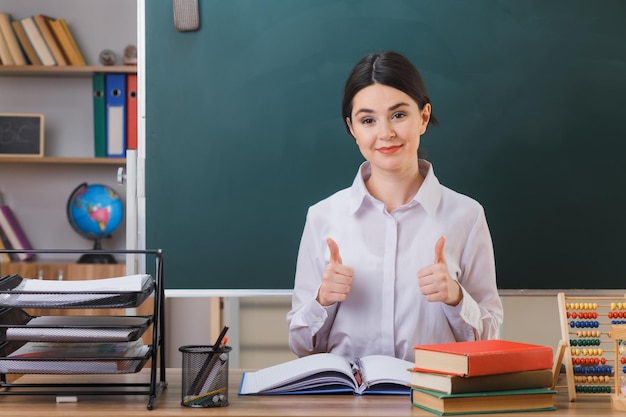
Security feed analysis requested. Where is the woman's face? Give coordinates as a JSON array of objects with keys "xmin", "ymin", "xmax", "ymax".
[{"xmin": 346, "ymin": 83, "xmax": 430, "ymax": 174}]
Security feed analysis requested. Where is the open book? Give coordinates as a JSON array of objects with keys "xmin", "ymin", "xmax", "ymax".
[{"xmin": 238, "ymin": 353, "xmax": 413, "ymax": 395}]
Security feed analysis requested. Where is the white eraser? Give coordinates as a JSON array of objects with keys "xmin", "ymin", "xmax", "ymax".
[{"xmin": 56, "ymin": 396, "xmax": 78, "ymax": 403}]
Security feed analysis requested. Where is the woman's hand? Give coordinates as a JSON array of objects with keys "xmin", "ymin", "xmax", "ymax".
[
  {"xmin": 417, "ymin": 236, "xmax": 463, "ymax": 306},
  {"xmin": 317, "ymin": 237, "xmax": 355, "ymax": 306}
]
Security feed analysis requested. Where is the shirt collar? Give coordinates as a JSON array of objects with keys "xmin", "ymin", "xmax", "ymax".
[
  {"xmin": 414, "ymin": 159, "xmax": 442, "ymax": 216},
  {"xmin": 348, "ymin": 160, "xmax": 442, "ymax": 215}
]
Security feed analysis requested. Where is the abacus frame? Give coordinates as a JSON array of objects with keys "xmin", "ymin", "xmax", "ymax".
[{"xmin": 557, "ymin": 292, "xmax": 626, "ymax": 402}]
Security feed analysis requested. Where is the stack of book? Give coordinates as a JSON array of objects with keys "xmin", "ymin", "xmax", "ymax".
[
  {"xmin": 0, "ymin": 12, "xmax": 85, "ymax": 66},
  {"xmin": 409, "ymin": 340, "xmax": 556, "ymax": 415}
]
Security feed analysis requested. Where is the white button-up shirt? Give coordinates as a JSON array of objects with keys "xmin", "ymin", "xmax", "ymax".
[{"xmin": 287, "ymin": 160, "xmax": 503, "ymax": 362}]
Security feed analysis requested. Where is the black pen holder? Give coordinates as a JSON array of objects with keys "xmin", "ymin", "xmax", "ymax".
[{"xmin": 179, "ymin": 345, "xmax": 231, "ymax": 407}]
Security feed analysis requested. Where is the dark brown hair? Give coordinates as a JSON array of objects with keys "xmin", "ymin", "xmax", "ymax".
[{"xmin": 341, "ymin": 51, "xmax": 439, "ymax": 133}]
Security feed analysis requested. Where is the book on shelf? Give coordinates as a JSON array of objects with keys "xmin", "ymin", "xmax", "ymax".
[
  {"xmin": 0, "ymin": 226, "xmax": 11, "ymax": 264},
  {"xmin": 408, "ymin": 368, "xmax": 554, "ymax": 395},
  {"xmin": 238, "ymin": 352, "xmax": 413, "ymax": 395},
  {"xmin": 93, "ymin": 73, "xmax": 107, "ymax": 157},
  {"xmin": 47, "ymin": 17, "xmax": 85, "ymax": 66},
  {"xmin": 0, "ymin": 13, "xmax": 26, "ymax": 65},
  {"xmin": 0, "ymin": 22, "xmax": 14, "ymax": 65},
  {"xmin": 410, "ymin": 386, "xmax": 556, "ymax": 416},
  {"xmin": 20, "ymin": 17, "xmax": 55, "ymax": 66},
  {"xmin": 10, "ymin": 19, "xmax": 41, "ymax": 65},
  {"xmin": 413, "ymin": 340, "xmax": 553, "ymax": 377},
  {"xmin": 105, "ymin": 73, "xmax": 127, "ymax": 157},
  {"xmin": 33, "ymin": 15, "xmax": 67, "ymax": 66},
  {"xmin": 0, "ymin": 205, "xmax": 34, "ymax": 262},
  {"xmin": 126, "ymin": 74, "xmax": 138, "ymax": 150},
  {"xmin": 58, "ymin": 18, "xmax": 86, "ymax": 65}
]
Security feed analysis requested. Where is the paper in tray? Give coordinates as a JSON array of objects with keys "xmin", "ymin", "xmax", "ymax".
[
  {"xmin": 0, "ymin": 309, "xmax": 152, "ymax": 342},
  {"xmin": 0, "ymin": 274, "xmax": 154, "ymax": 309},
  {"xmin": 0, "ymin": 340, "xmax": 152, "ymax": 374}
]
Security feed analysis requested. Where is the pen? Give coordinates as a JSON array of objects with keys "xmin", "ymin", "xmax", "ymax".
[
  {"xmin": 187, "ymin": 325, "xmax": 230, "ymax": 396},
  {"xmin": 213, "ymin": 325, "xmax": 229, "ymax": 350}
]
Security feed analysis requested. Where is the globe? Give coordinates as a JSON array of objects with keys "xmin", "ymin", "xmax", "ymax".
[{"xmin": 66, "ymin": 183, "xmax": 123, "ymax": 263}]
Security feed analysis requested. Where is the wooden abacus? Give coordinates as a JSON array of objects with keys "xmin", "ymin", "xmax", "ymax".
[
  {"xmin": 557, "ymin": 292, "xmax": 626, "ymax": 402},
  {"xmin": 609, "ymin": 324, "xmax": 626, "ymax": 410}
]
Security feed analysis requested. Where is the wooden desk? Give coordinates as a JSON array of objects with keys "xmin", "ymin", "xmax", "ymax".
[{"xmin": 0, "ymin": 369, "xmax": 618, "ymax": 416}]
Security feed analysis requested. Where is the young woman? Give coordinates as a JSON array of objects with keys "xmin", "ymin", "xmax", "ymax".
[{"xmin": 287, "ymin": 51, "xmax": 503, "ymax": 362}]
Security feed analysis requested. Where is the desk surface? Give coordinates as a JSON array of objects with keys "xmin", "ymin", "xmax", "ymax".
[{"xmin": 0, "ymin": 369, "xmax": 619, "ymax": 416}]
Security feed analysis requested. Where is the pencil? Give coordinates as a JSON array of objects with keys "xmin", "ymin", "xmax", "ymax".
[
  {"xmin": 182, "ymin": 386, "xmax": 227, "ymax": 405},
  {"xmin": 187, "ymin": 325, "xmax": 229, "ymax": 395}
]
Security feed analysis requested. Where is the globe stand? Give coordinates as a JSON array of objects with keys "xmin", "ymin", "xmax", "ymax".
[{"xmin": 77, "ymin": 238, "xmax": 117, "ymax": 264}]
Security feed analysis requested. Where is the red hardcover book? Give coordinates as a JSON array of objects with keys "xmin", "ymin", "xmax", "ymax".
[
  {"xmin": 413, "ymin": 340, "xmax": 553, "ymax": 377},
  {"xmin": 0, "ymin": 205, "xmax": 34, "ymax": 262},
  {"xmin": 126, "ymin": 74, "xmax": 138, "ymax": 150}
]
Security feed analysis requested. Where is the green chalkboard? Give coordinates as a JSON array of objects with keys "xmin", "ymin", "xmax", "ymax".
[{"xmin": 145, "ymin": 1, "xmax": 626, "ymax": 290}]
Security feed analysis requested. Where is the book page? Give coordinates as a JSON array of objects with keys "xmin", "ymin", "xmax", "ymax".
[
  {"xmin": 239, "ymin": 353, "xmax": 357, "ymax": 394},
  {"xmin": 23, "ymin": 316, "xmax": 149, "ymax": 326},
  {"xmin": 0, "ymin": 360, "xmax": 119, "ymax": 374},
  {"xmin": 21, "ymin": 274, "xmax": 148, "ymax": 292},
  {"xmin": 0, "ymin": 340, "xmax": 149, "ymax": 374},
  {"xmin": 5, "ymin": 316, "xmax": 149, "ymax": 342},
  {"xmin": 7, "ymin": 339, "xmax": 146, "ymax": 358},
  {"xmin": 6, "ymin": 327, "xmax": 133, "ymax": 342},
  {"xmin": 359, "ymin": 355, "xmax": 413, "ymax": 387}
]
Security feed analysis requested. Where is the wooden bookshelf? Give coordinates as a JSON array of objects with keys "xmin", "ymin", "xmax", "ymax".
[
  {"xmin": 0, "ymin": 65, "xmax": 137, "ymax": 76},
  {"xmin": 0, "ymin": 1, "xmax": 137, "ymax": 258},
  {"xmin": 0, "ymin": 67, "xmax": 133, "ymax": 165},
  {"xmin": 0, "ymin": 156, "xmax": 125, "ymax": 165}
]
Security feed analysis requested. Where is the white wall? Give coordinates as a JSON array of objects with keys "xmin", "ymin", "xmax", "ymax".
[{"xmin": 164, "ymin": 293, "xmax": 569, "ymax": 370}]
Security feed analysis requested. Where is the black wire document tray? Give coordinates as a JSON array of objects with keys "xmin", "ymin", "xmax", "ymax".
[
  {"xmin": 0, "ymin": 308, "xmax": 152, "ymax": 343},
  {"xmin": 0, "ymin": 248, "xmax": 166, "ymax": 409},
  {"xmin": 0, "ymin": 274, "xmax": 154, "ymax": 309}
]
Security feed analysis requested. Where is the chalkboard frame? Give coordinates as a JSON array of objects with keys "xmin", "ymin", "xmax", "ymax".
[{"xmin": 0, "ymin": 113, "xmax": 44, "ymax": 158}]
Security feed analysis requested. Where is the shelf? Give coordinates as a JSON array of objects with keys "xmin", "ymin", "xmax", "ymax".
[
  {"xmin": 0, "ymin": 66, "xmax": 137, "ymax": 77},
  {"xmin": 0, "ymin": 2, "xmax": 137, "ymax": 257},
  {"xmin": 0, "ymin": 157, "xmax": 125, "ymax": 165}
]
